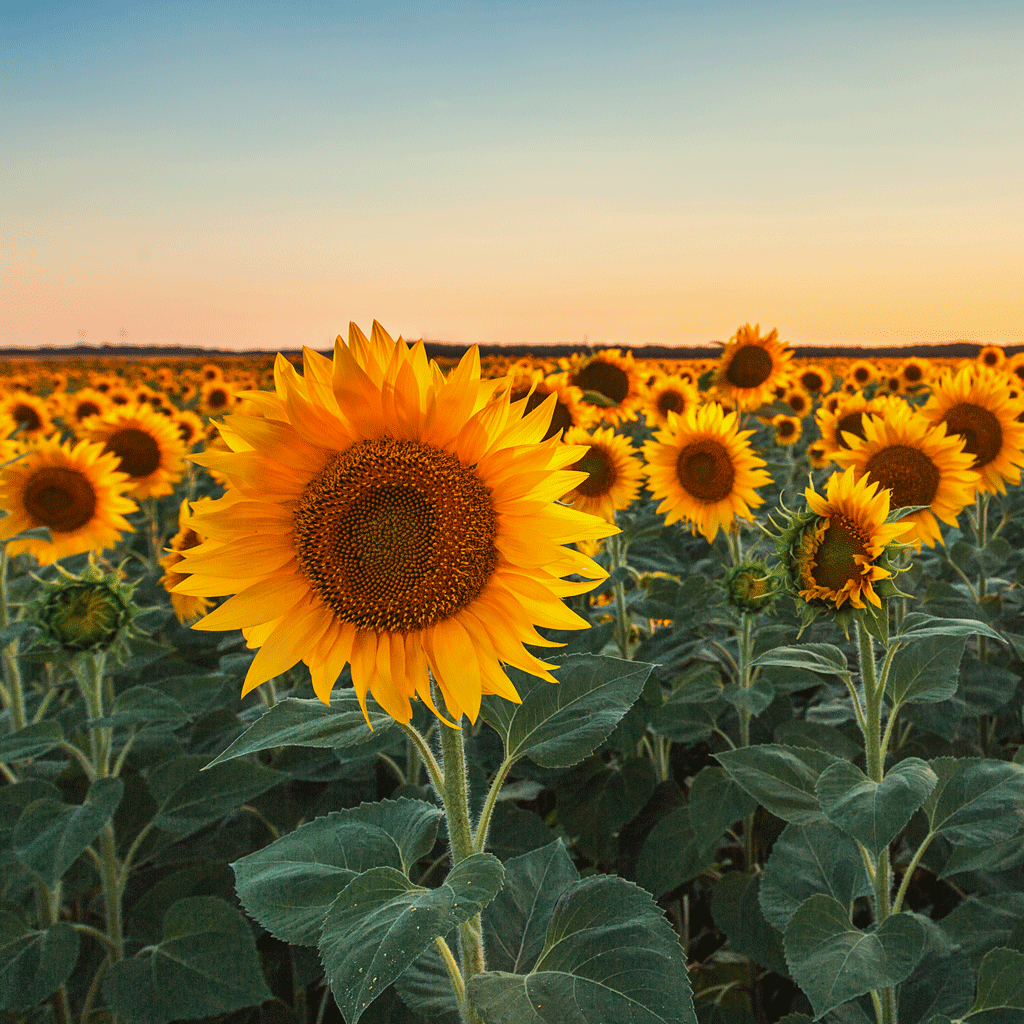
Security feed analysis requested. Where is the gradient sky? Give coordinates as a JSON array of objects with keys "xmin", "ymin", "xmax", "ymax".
[{"xmin": 4, "ymin": 0, "xmax": 1022, "ymax": 351}]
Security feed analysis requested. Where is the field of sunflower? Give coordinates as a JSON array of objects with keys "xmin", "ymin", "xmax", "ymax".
[{"xmin": 1, "ymin": 323, "xmax": 1023, "ymax": 1024}]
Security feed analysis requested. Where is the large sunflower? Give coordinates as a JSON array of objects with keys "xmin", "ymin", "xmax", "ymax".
[
  {"xmin": 815, "ymin": 392, "xmax": 877, "ymax": 456},
  {"xmin": 641, "ymin": 401, "xmax": 772, "ymax": 542},
  {"xmin": 563, "ymin": 349, "xmax": 648, "ymax": 428},
  {"xmin": 920, "ymin": 366, "xmax": 1024, "ymax": 495},
  {"xmin": 791, "ymin": 467, "xmax": 912, "ymax": 610},
  {"xmin": 831, "ymin": 406, "xmax": 979, "ymax": 548},
  {"xmin": 84, "ymin": 402, "xmax": 186, "ymax": 498},
  {"xmin": 559, "ymin": 425, "xmax": 645, "ymax": 524},
  {"xmin": 0, "ymin": 436, "xmax": 138, "ymax": 565},
  {"xmin": 173, "ymin": 322, "xmax": 618, "ymax": 728},
  {"xmin": 714, "ymin": 323, "xmax": 793, "ymax": 411}
]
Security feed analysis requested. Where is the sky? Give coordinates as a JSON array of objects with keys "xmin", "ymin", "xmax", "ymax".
[{"xmin": 3, "ymin": 0, "xmax": 1023, "ymax": 352}]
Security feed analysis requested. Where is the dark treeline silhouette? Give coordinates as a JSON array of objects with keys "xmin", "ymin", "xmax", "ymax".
[{"xmin": 4, "ymin": 341, "xmax": 1021, "ymax": 362}]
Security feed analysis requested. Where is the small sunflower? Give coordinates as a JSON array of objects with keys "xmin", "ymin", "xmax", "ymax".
[
  {"xmin": 920, "ymin": 366, "xmax": 1024, "ymax": 495},
  {"xmin": 796, "ymin": 363, "xmax": 832, "ymax": 396},
  {"xmin": 641, "ymin": 401, "xmax": 772, "ymax": 542},
  {"xmin": 806, "ymin": 440, "xmax": 831, "ymax": 469},
  {"xmin": 832, "ymin": 406, "xmax": 979, "ymax": 548},
  {"xmin": 783, "ymin": 387, "xmax": 813, "ymax": 418},
  {"xmin": 559, "ymin": 425, "xmax": 645, "ymax": 524},
  {"xmin": 899, "ymin": 357, "xmax": 931, "ymax": 390},
  {"xmin": 815, "ymin": 392, "xmax": 878, "ymax": 455},
  {"xmin": 772, "ymin": 414, "xmax": 802, "ymax": 446},
  {"xmin": 159, "ymin": 499, "xmax": 214, "ymax": 625},
  {"xmin": 1, "ymin": 392, "xmax": 54, "ymax": 442},
  {"xmin": 84, "ymin": 402, "xmax": 186, "ymax": 498},
  {"xmin": 784, "ymin": 467, "xmax": 912, "ymax": 611},
  {"xmin": 643, "ymin": 374, "xmax": 702, "ymax": 430},
  {"xmin": 714, "ymin": 323, "xmax": 794, "ymax": 411},
  {"xmin": 172, "ymin": 409, "xmax": 206, "ymax": 450},
  {"xmin": 173, "ymin": 322, "xmax": 618, "ymax": 728},
  {"xmin": 565, "ymin": 349, "xmax": 648, "ymax": 427},
  {"xmin": 61, "ymin": 388, "xmax": 111, "ymax": 433},
  {"xmin": 978, "ymin": 345, "xmax": 1005, "ymax": 370},
  {"xmin": 200, "ymin": 379, "xmax": 236, "ymax": 417},
  {"xmin": 846, "ymin": 360, "xmax": 877, "ymax": 389},
  {"xmin": 0, "ymin": 436, "xmax": 138, "ymax": 565}
]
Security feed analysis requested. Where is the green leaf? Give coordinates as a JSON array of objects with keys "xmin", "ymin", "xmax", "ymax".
[
  {"xmin": 0, "ymin": 921, "xmax": 79, "ymax": 1011},
  {"xmin": 13, "ymin": 778, "xmax": 124, "ymax": 887},
  {"xmin": 968, "ymin": 947, "xmax": 1024, "ymax": 1015},
  {"xmin": 205, "ymin": 694, "xmax": 395, "ymax": 767},
  {"xmin": 898, "ymin": 951, "xmax": 976, "ymax": 1024},
  {"xmin": 648, "ymin": 666, "xmax": 726, "ymax": 743},
  {"xmin": 468, "ymin": 874, "xmax": 697, "ymax": 1024},
  {"xmin": 232, "ymin": 797, "xmax": 443, "ymax": 945},
  {"xmin": 149, "ymin": 755, "xmax": 286, "ymax": 834},
  {"xmin": 898, "ymin": 613, "xmax": 1003, "ymax": 641},
  {"xmin": 938, "ymin": 896, "xmax": 1024, "ymax": 966},
  {"xmin": 320, "ymin": 854, "xmax": 503, "ymax": 1024},
  {"xmin": 939, "ymin": 831, "xmax": 1024, "ymax": 878},
  {"xmin": 759, "ymin": 822, "xmax": 872, "ymax": 932},
  {"xmin": 751, "ymin": 644, "xmax": 850, "ymax": 678},
  {"xmin": 90, "ymin": 686, "xmax": 189, "ymax": 728},
  {"xmin": 923, "ymin": 757, "xmax": 1024, "ymax": 845},
  {"xmin": 784, "ymin": 895, "xmax": 925, "ymax": 1019},
  {"xmin": 886, "ymin": 636, "xmax": 968, "ymax": 707},
  {"xmin": 0, "ymin": 722, "xmax": 62, "ymax": 762},
  {"xmin": 105, "ymin": 896, "xmax": 272, "ymax": 1024},
  {"xmin": 711, "ymin": 872, "xmax": 789, "ymax": 976},
  {"xmin": 481, "ymin": 840, "xmax": 580, "ymax": 973},
  {"xmin": 635, "ymin": 807, "xmax": 716, "ymax": 899},
  {"xmin": 716, "ymin": 744, "xmax": 840, "ymax": 825},
  {"xmin": 688, "ymin": 765, "xmax": 759, "ymax": 847},
  {"xmin": 480, "ymin": 653, "xmax": 652, "ymax": 768},
  {"xmin": 721, "ymin": 677, "xmax": 776, "ymax": 716},
  {"xmin": 960, "ymin": 658, "xmax": 1020, "ymax": 715},
  {"xmin": 815, "ymin": 758, "xmax": 937, "ymax": 858}
]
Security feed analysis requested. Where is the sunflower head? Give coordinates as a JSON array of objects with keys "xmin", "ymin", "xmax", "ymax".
[
  {"xmin": 770, "ymin": 467, "xmax": 912, "ymax": 634},
  {"xmin": 159, "ymin": 499, "xmax": 214, "ymax": 625},
  {"xmin": 714, "ymin": 323, "xmax": 794, "ymax": 411},
  {"xmin": 723, "ymin": 559, "xmax": 779, "ymax": 615}
]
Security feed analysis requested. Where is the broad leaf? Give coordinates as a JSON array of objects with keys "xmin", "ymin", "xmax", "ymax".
[
  {"xmin": 939, "ymin": 831, "xmax": 1024, "ymax": 879},
  {"xmin": 960, "ymin": 658, "xmax": 1020, "ymax": 715},
  {"xmin": 784, "ymin": 895, "xmax": 925, "ymax": 1019},
  {"xmin": 0, "ymin": 722, "xmax": 62, "ymax": 763},
  {"xmin": 232, "ymin": 797, "xmax": 443, "ymax": 945},
  {"xmin": 0, "ymin": 921, "xmax": 79, "ymax": 1011},
  {"xmin": 751, "ymin": 644, "xmax": 850, "ymax": 678},
  {"xmin": 468, "ymin": 874, "xmax": 697, "ymax": 1024},
  {"xmin": 923, "ymin": 757, "xmax": 1024, "ymax": 845},
  {"xmin": 90, "ymin": 686, "xmax": 189, "ymax": 728},
  {"xmin": 105, "ymin": 897, "xmax": 272, "ymax": 1024},
  {"xmin": 716, "ymin": 744, "xmax": 840, "ymax": 824},
  {"xmin": 688, "ymin": 765, "xmax": 758, "ymax": 846},
  {"xmin": 886, "ymin": 636, "xmax": 967, "ymax": 707},
  {"xmin": 635, "ymin": 807, "xmax": 716, "ymax": 898},
  {"xmin": 480, "ymin": 654, "xmax": 652, "ymax": 768},
  {"xmin": 816, "ymin": 758, "xmax": 937, "ymax": 857},
  {"xmin": 968, "ymin": 947, "xmax": 1024, "ymax": 1015},
  {"xmin": 712, "ymin": 872, "xmax": 788, "ymax": 976},
  {"xmin": 320, "ymin": 854, "xmax": 503, "ymax": 1024},
  {"xmin": 898, "ymin": 613, "xmax": 1002, "ymax": 641}
]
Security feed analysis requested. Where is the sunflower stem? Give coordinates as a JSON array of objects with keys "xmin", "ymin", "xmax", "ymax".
[
  {"xmin": 35, "ymin": 879, "xmax": 71, "ymax": 1024},
  {"xmin": 609, "ymin": 533, "xmax": 633, "ymax": 659},
  {"xmin": 0, "ymin": 546, "xmax": 28, "ymax": 732},
  {"xmin": 737, "ymin": 612, "xmax": 756, "ymax": 870}
]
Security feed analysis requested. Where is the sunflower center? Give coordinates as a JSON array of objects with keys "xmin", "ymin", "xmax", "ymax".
[
  {"xmin": 104, "ymin": 427, "xmax": 162, "ymax": 478},
  {"xmin": 207, "ymin": 388, "xmax": 228, "ymax": 410},
  {"xmin": 801, "ymin": 370, "xmax": 825, "ymax": 393},
  {"xmin": 292, "ymin": 436, "xmax": 498, "ymax": 633},
  {"xmin": 854, "ymin": 366, "xmax": 870, "ymax": 384},
  {"xmin": 725, "ymin": 345, "xmax": 773, "ymax": 389},
  {"xmin": 573, "ymin": 448, "xmax": 616, "ymax": 497},
  {"xmin": 777, "ymin": 419, "xmax": 796, "ymax": 438},
  {"xmin": 903, "ymin": 364, "xmax": 923, "ymax": 383},
  {"xmin": 864, "ymin": 444, "xmax": 940, "ymax": 509},
  {"xmin": 572, "ymin": 361, "xmax": 629, "ymax": 404},
  {"xmin": 787, "ymin": 394, "xmax": 808, "ymax": 414},
  {"xmin": 811, "ymin": 516, "xmax": 869, "ymax": 593},
  {"xmin": 23, "ymin": 467, "xmax": 97, "ymax": 533},
  {"xmin": 657, "ymin": 389, "xmax": 687, "ymax": 415},
  {"xmin": 75, "ymin": 400, "xmax": 101, "ymax": 419},
  {"xmin": 942, "ymin": 403, "xmax": 1002, "ymax": 469},
  {"xmin": 676, "ymin": 440, "xmax": 736, "ymax": 503},
  {"xmin": 12, "ymin": 403, "xmax": 41, "ymax": 432},
  {"xmin": 835, "ymin": 412, "xmax": 867, "ymax": 449}
]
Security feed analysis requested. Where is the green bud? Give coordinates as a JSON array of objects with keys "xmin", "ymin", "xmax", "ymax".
[{"xmin": 724, "ymin": 559, "xmax": 778, "ymax": 614}]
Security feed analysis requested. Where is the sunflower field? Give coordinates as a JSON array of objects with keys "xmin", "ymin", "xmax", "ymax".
[{"xmin": 1, "ymin": 324, "xmax": 1024, "ymax": 1024}]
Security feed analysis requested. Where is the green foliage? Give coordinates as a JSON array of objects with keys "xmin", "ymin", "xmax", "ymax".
[{"xmin": 0, "ymin": 920, "xmax": 79, "ymax": 1011}]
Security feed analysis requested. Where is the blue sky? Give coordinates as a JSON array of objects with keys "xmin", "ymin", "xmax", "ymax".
[{"xmin": 4, "ymin": 0, "xmax": 1022, "ymax": 349}]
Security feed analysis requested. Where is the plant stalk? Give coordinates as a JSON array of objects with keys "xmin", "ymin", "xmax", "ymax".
[{"xmin": 0, "ymin": 546, "xmax": 27, "ymax": 732}]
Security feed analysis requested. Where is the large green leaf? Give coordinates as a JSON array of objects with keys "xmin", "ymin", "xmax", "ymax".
[
  {"xmin": 898, "ymin": 948, "xmax": 975, "ymax": 1024},
  {"xmin": 468, "ymin": 875, "xmax": 697, "ymax": 1024},
  {"xmin": 0, "ymin": 921, "xmax": 79, "ymax": 1011},
  {"xmin": 13, "ymin": 778, "xmax": 123, "ymax": 887},
  {"xmin": 716, "ymin": 744, "xmax": 840, "ymax": 824},
  {"xmin": 635, "ymin": 806, "xmax": 716, "ymax": 898},
  {"xmin": 148, "ymin": 754, "xmax": 286, "ymax": 834},
  {"xmin": 232, "ymin": 797, "xmax": 443, "ymax": 945},
  {"xmin": 205, "ymin": 694, "xmax": 395, "ymax": 767},
  {"xmin": 967, "ymin": 947, "xmax": 1024, "ymax": 1016},
  {"xmin": 897, "ymin": 614, "xmax": 1002, "ymax": 641},
  {"xmin": 939, "ymin": 831, "xmax": 1024, "ymax": 878},
  {"xmin": 319, "ymin": 854, "xmax": 503, "ymax": 1024},
  {"xmin": 886, "ymin": 636, "xmax": 967, "ymax": 707},
  {"xmin": 647, "ymin": 665, "xmax": 726, "ymax": 744},
  {"xmin": 923, "ymin": 757, "xmax": 1024, "ymax": 845},
  {"xmin": 784, "ymin": 895, "xmax": 925, "ymax": 1019},
  {"xmin": 480, "ymin": 654, "xmax": 652, "ymax": 768},
  {"xmin": 751, "ymin": 644, "xmax": 850, "ymax": 678},
  {"xmin": 105, "ymin": 896, "xmax": 272, "ymax": 1024},
  {"xmin": 960, "ymin": 658, "xmax": 1020, "ymax": 715},
  {"xmin": 0, "ymin": 722, "xmax": 62, "ymax": 763},
  {"xmin": 759, "ymin": 822, "xmax": 872, "ymax": 932},
  {"xmin": 816, "ymin": 758, "xmax": 937, "ymax": 858},
  {"xmin": 711, "ymin": 872, "xmax": 788, "ymax": 976},
  {"xmin": 938, "ymin": 895, "xmax": 1024, "ymax": 966},
  {"xmin": 90, "ymin": 686, "xmax": 189, "ymax": 729}
]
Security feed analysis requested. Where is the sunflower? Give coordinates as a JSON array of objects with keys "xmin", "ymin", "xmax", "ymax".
[
  {"xmin": 643, "ymin": 374, "xmax": 702, "ymax": 430},
  {"xmin": 782, "ymin": 387, "xmax": 812, "ymax": 418},
  {"xmin": 978, "ymin": 345, "xmax": 1005, "ymax": 370},
  {"xmin": 565, "ymin": 349, "xmax": 648, "ymax": 428},
  {"xmin": 0, "ymin": 436, "xmax": 138, "ymax": 565},
  {"xmin": 815, "ymin": 392, "xmax": 880, "ymax": 455},
  {"xmin": 846, "ymin": 360, "xmax": 877, "ymax": 389},
  {"xmin": 796, "ymin": 363, "xmax": 831, "ymax": 396},
  {"xmin": 789, "ymin": 467, "xmax": 912, "ymax": 610},
  {"xmin": 1, "ymin": 392, "xmax": 54, "ymax": 442},
  {"xmin": 714, "ymin": 323, "xmax": 794, "ymax": 411},
  {"xmin": 831, "ymin": 406, "xmax": 979, "ymax": 548},
  {"xmin": 559, "ymin": 425, "xmax": 645, "ymax": 523},
  {"xmin": 172, "ymin": 322, "xmax": 618, "ymax": 728},
  {"xmin": 806, "ymin": 440, "xmax": 831, "ymax": 469},
  {"xmin": 200, "ymin": 379, "xmax": 236, "ymax": 417},
  {"xmin": 159, "ymin": 499, "xmax": 214, "ymax": 625},
  {"xmin": 83, "ymin": 401, "xmax": 186, "ymax": 498},
  {"xmin": 920, "ymin": 366, "xmax": 1024, "ymax": 495},
  {"xmin": 61, "ymin": 388, "xmax": 111, "ymax": 433},
  {"xmin": 172, "ymin": 409, "xmax": 206, "ymax": 450},
  {"xmin": 641, "ymin": 401, "xmax": 772, "ymax": 542},
  {"xmin": 504, "ymin": 370, "xmax": 596, "ymax": 441},
  {"xmin": 899, "ymin": 357, "xmax": 931, "ymax": 390},
  {"xmin": 772, "ymin": 414, "xmax": 802, "ymax": 446}
]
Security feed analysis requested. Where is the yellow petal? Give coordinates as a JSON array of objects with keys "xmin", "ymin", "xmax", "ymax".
[{"xmin": 241, "ymin": 595, "xmax": 332, "ymax": 697}]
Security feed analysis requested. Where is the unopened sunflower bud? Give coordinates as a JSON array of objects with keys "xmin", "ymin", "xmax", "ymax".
[{"xmin": 724, "ymin": 559, "xmax": 778, "ymax": 614}]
